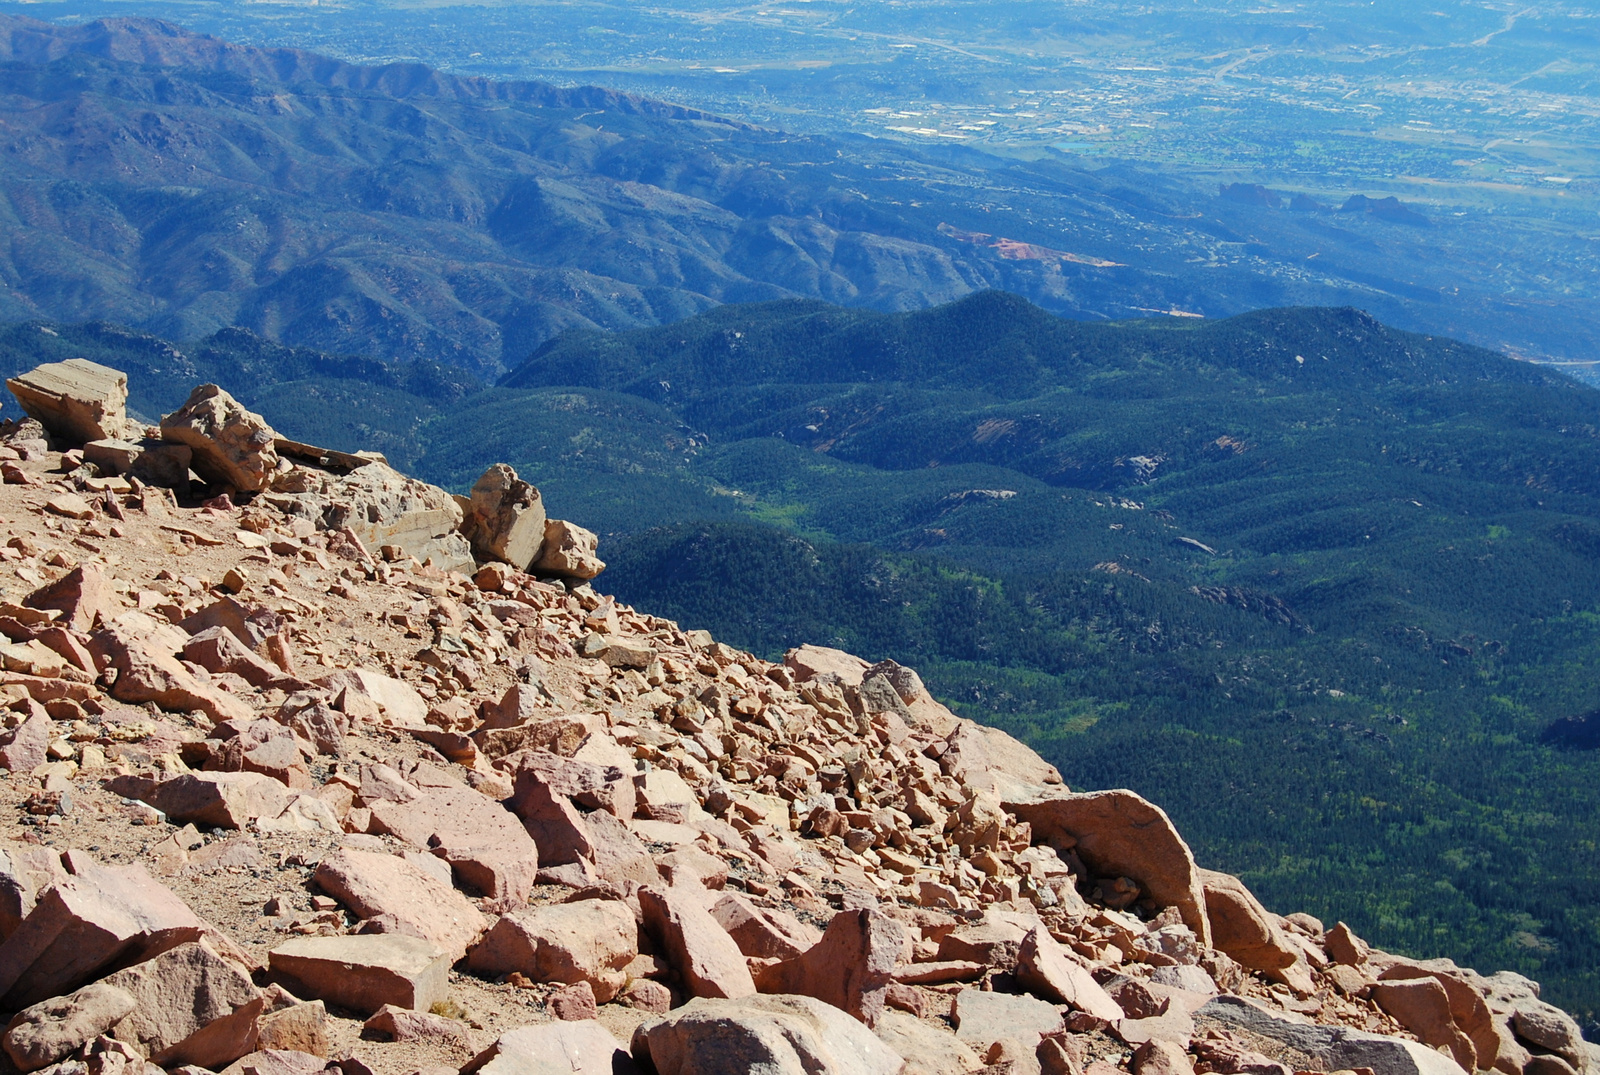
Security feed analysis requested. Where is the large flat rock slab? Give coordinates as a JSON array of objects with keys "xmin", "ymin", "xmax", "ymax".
[
  {"xmin": 6, "ymin": 359, "xmax": 130, "ymax": 443},
  {"xmin": 1200, "ymin": 995, "xmax": 1470, "ymax": 1075},
  {"xmin": 632, "ymin": 994, "xmax": 904, "ymax": 1075},
  {"xmin": 268, "ymin": 934, "xmax": 450, "ymax": 1016},
  {"xmin": 462, "ymin": 1021, "xmax": 638, "ymax": 1075}
]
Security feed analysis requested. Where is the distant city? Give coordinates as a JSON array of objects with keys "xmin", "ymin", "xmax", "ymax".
[{"xmin": 2, "ymin": 0, "xmax": 1597, "ymax": 373}]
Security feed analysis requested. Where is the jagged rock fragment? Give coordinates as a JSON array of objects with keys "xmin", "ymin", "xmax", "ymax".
[
  {"xmin": 638, "ymin": 886, "xmax": 755, "ymax": 1000},
  {"xmin": 317, "ymin": 462, "xmax": 472, "ymax": 573},
  {"xmin": 1015, "ymin": 926, "xmax": 1125, "ymax": 1021},
  {"xmin": 753, "ymin": 908, "xmax": 903, "ymax": 1026},
  {"xmin": 23, "ymin": 565, "xmax": 109, "ymax": 632},
  {"xmin": 1008, "ymin": 788, "xmax": 1211, "ymax": 946},
  {"xmin": 312, "ymin": 849, "xmax": 486, "ymax": 961},
  {"xmin": 160, "ymin": 385, "xmax": 279, "ymax": 493},
  {"xmin": 532, "ymin": 519, "xmax": 604, "ymax": 580},
  {"xmin": 952, "ymin": 988, "xmax": 1065, "ymax": 1053},
  {"xmin": 102, "ymin": 940, "xmax": 263, "ymax": 1069},
  {"xmin": 465, "ymin": 900, "xmax": 636, "ymax": 1002},
  {"xmin": 1199, "ymin": 869, "xmax": 1312, "ymax": 993},
  {"xmin": 0, "ymin": 861, "xmax": 206, "ymax": 1009},
  {"xmin": 3, "ymin": 982, "xmax": 136, "ymax": 1072},
  {"xmin": 461, "ymin": 464, "xmax": 547, "ymax": 569}
]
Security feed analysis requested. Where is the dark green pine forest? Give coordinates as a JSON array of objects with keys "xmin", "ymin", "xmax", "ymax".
[{"xmin": 7, "ymin": 292, "xmax": 1600, "ymax": 1025}]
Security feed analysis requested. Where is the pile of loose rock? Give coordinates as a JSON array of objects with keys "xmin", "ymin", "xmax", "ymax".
[{"xmin": 0, "ymin": 358, "xmax": 1593, "ymax": 1075}]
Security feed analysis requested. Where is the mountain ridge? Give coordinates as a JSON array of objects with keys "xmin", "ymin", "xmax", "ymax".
[
  {"xmin": 0, "ymin": 14, "xmax": 747, "ymax": 124},
  {"xmin": 1, "ymin": 14, "xmax": 1596, "ymax": 380}
]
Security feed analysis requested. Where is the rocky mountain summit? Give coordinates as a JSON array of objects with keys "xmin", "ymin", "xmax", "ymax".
[{"xmin": 0, "ymin": 357, "xmax": 1593, "ymax": 1075}]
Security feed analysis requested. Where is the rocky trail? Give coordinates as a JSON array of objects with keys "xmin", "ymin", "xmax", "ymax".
[{"xmin": 0, "ymin": 357, "xmax": 1592, "ymax": 1075}]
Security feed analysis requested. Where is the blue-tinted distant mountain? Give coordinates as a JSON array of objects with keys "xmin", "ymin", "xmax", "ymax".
[{"xmin": 0, "ymin": 14, "xmax": 1594, "ymax": 380}]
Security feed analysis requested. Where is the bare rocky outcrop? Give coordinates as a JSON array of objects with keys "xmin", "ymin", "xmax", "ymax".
[
  {"xmin": 6, "ymin": 359, "xmax": 132, "ymax": 443},
  {"xmin": 531, "ymin": 519, "xmax": 604, "ymax": 580},
  {"xmin": 160, "ymin": 384, "xmax": 280, "ymax": 494},
  {"xmin": 0, "ymin": 358, "xmax": 1592, "ymax": 1075},
  {"xmin": 1009, "ymin": 788, "xmax": 1212, "ymax": 946},
  {"xmin": 460, "ymin": 464, "xmax": 547, "ymax": 570}
]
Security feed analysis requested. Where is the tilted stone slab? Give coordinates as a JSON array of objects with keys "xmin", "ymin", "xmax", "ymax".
[
  {"xmin": 312, "ymin": 848, "xmax": 486, "ymax": 961},
  {"xmin": 0, "ymin": 862, "xmax": 206, "ymax": 1009},
  {"xmin": 6, "ymin": 359, "xmax": 130, "ymax": 443},
  {"xmin": 463, "ymin": 1021, "xmax": 639, "ymax": 1075},
  {"xmin": 1200, "ymin": 995, "xmax": 1470, "ymax": 1075},
  {"xmin": 1006, "ymin": 788, "xmax": 1211, "ymax": 946},
  {"xmin": 103, "ymin": 940, "xmax": 264, "ymax": 1069}
]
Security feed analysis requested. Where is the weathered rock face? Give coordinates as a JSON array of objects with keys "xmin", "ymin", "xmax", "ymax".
[
  {"xmin": 461, "ymin": 464, "xmax": 547, "ymax": 569},
  {"xmin": 710, "ymin": 892, "xmax": 821, "ymax": 961},
  {"xmin": 632, "ymin": 994, "xmax": 905, "ymax": 1075},
  {"xmin": 1202, "ymin": 994, "xmax": 1471, "ymax": 1075},
  {"xmin": 753, "ymin": 908, "xmax": 904, "ymax": 1027},
  {"xmin": 1200, "ymin": 870, "xmax": 1311, "ymax": 993},
  {"xmin": 1372, "ymin": 976, "xmax": 1478, "ymax": 1073},
  {"xmin": 1015, "ymin": 925, "xmax": 1125, "ymax": 1021},
  {"xmin": 638, "ymin": 887, "xmax": 755, "ymax": 1001},
  {"xmin": 464, "ymin": 1021, "xmax": 639, "ymax": 1075},
  {"xmin": 83, "ymin": 437, "xmax": 194, "ymax": 486},
  {"xmin": 464, "ymin": 900, "xmax": 636, "ymax": 1003},
  {"xmin": 873, "ymin": 1009, "xmax": 980, "ymax": 1075},
  {"xmin": 314, "ymin": 668, "xmax": 428, "ymax": 729},
  {"xmin": 312, "ymin": 849, "xmax": 487, "ymax": 961},
  {"xmin": 23, "ymin": 563, "xmax": 110, "ymax": 632},
  {"xmin": 3, "ymin": 982, "xmax": 136, "ymax": 1072},
  {"xmin": 940, "ymin": 721, "xmax": 1065, "ymax": 800},
  {"xmin": 0, "ymin": 861, "xmax": 206, "ymax": 1009},
  {"xmin": 267, "ymin": 934, "xmax": 451, "ymax": 1016},
  {"xmin": 532, "ymin": 519, "xmax": 604, "ymax": 580},
  {"xmin": 160, "ymin": 384, "xmax": 279, "ymax": 493},
  {"xmin": 1008, "ymin": 789, "xmax": 1212, "ymax": 947},
  {"xmin": 1379, "ymin": 963, "xmax": 1503, "ymax": 1074},
  {"xmin": 361, "ymin": 778, "xmax": 539, "ymax": 901},
  {"xmin": 308, "ymin": 462, "xmax": 473, "ymax": 573},
  {"xmin": 126, "ymin": 772, "xmax": 293, "ymax": 830},
  {"xmin": 952, "ymin": 987, "xmax": 1065, "ymax": 1053},
  {"xmin": 1480, "ymin": 971, "xmax": 1589, "ymax": 1074},
  {"xmin": 91, "ymin": 619, "xmax": 256, "ymax": 723},
  {"xmin": 102, "ymin": 940, "xmax": 264, "ymax": 1068},
  {"xmin": 6, "ymin": 359, "xmax": 131, "ymax": 443}
]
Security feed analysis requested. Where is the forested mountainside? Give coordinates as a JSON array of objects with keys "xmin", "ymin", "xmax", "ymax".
[
  {"xmin": 7, "ymin": 293, "xmax": 1600, "ymax": 1022},
  {"xmin": 1, "ymin": 15, "xmax": 1596, "ymax": 380}
]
